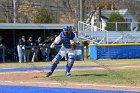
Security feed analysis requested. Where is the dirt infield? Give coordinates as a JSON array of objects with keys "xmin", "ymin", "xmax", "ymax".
[{"xmin": 0, "ymin": 67, "xmax": 140, "ymax": 92}]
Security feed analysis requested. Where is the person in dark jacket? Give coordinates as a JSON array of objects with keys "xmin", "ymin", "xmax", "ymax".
[{"xmin": 17, "ymin": 36, "xmax": 26, "ymax": 63}]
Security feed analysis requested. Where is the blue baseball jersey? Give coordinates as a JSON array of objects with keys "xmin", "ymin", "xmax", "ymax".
[{"xmin": 53, "ymin": 31, "xmax": 79, "ymax": 48}]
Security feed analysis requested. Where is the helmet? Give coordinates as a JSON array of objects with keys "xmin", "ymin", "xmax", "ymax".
[
  {"xmin": 63, "ymin": 25, "xmax": 72, "ymax": 32},
  {"xmin": 63, "ymin": 26, "xmax": 72, "ymax": 37}
]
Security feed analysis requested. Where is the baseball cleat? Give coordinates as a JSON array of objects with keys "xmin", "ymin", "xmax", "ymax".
[
  {"xmin": 46, "ymin": 72, "xmax": 52, "ymax": 77},
  {"xmin": 66, "ymin": 72, "xmax": 71, "ymax": 77}
]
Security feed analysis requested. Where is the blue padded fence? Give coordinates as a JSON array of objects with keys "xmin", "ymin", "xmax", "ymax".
[{"xmin": 89, "ymin": 43, "xmax": 140, "ymax": 60}]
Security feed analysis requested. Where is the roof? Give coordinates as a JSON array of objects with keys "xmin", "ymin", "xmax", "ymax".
[
  {"xmin": 101, "ymin": 9, "xmax": 134, "ymax": 19},
  {"xmin": 101, "ymin": 16, "xmax": 108, "ymax": 20},
  {"xmin": 0, "ymin": 23, "xmax": 74, "ymax": 29},
  {"xmin": 102, "ymin": 9, "xmax": 129, "ymax": 15}
]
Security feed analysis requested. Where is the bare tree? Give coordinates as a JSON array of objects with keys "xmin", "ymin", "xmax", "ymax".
[
  {"xmin": 0, "ymin": 0, "xmax": 13, "ymax": 23},
  {"xmin": 84, "ymin": 0, "xmax": 120, "ymax": 27},
  {"xmin": 121, "ymin": 0, "xmax": 140, "ymax": 20}
]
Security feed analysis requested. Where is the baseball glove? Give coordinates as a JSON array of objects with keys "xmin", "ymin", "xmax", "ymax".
[{"xmin": 70, "ymin": 40, "xmax": 76, "ymax": 50}]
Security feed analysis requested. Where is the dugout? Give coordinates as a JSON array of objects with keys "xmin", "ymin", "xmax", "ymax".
[
  {"xmin": 89, "ymin": 43, "xmax": 140, "ymax": 60},
  {"xmin": 0, "ymin": 23, "xmax": 75, "ymax": 62}
]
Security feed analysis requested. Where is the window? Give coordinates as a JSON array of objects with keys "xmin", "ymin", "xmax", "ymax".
[{"xmin": 125, "ymin": 18, "xmax": 132, "ymax": 22}]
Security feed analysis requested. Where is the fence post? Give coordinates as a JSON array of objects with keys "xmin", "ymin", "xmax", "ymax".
[
  {"xmin": 116, "ymin": 22, "xmax": 117, "ymax": 31},
  {"xmin": 131, "ymin": 22, "xmax": 133, "ymax": 31}
]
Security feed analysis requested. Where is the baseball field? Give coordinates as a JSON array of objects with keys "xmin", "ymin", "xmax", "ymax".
[{"xmin": 0, "ymin": 59, "xmax": 140, "ymax": 93}]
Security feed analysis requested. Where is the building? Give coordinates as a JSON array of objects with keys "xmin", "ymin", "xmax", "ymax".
[{"xmin": 89, "ymin": 9, "xmax": 138, "ymax": 31}]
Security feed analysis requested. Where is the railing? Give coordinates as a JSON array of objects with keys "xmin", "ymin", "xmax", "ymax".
[
  {"xmin": 78, "ymin": 21, "xmax": 109, "ymax": 44},
  {"xmin": 112, "ymin": 35, "xmax": 124, "ymax": 44},
  {"xmin": 97, "ymin": 22, "xmax": 140, "ymax": 31}
]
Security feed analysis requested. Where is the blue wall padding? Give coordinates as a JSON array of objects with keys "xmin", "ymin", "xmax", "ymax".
[{"xmin": 89, "ymin": 45, "xmax": 140, "ymax": 60}]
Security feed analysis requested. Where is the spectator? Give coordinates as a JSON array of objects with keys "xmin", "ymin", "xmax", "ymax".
[
  {"xmin": 26, "ymin": 37, "xmax": 34, "ymax": 62},
  {"xmin": 43, "ymin": 36, "xmax": 52, "ymax": 61},
  {"xmin": 44, "ymin": 36, "xmax": 52, "ymax": 47},
  {"xmin": 0, "ymin": 36, "xmax": 2, "ymax": 45},
  {"xmin": 32, "ymin": 36, "xmax": 44, "ymax": 62},
  {"xmin": 0, "ymin": 36, "xmax": 6, "ymax": 62},
  {"xmin": 17, "ymin": 36, "xmax": 26, "ymax": 63}
]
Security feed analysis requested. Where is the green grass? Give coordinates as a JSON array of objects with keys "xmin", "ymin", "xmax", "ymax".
[
  {"xmin": 0, "ymin": 62, "xmax": 50, "ymax": 68},
  {"xmin": 0, "ymin": 59, "xmax": 140, "ymax": 68},
  {"xmin": 45, "ymin": 68, "xmax": 140, "ymax": 85},
  {"xmin": 43, "ymin": 59, "xmax": 140, "ymax": 85}
]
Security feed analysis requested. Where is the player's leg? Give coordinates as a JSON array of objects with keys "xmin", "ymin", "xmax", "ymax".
[
  {"xmin": 40, "ymin": 47, "xmax": 46, "ymax": 61},
  {"xmin": 35, "ymin": 49, "xmax": 39, "ymax": 61},
  {"xmin": 66, "ymin": 51, "xmax": 76, "ymax": 77},
  {"xmin": 26, "ymin": 49, "xmax": 30, "ymax": 62},
  {"xmin": 17, "ymin": 45, "xmax": 22, "ymax": 63},
  {"xmin": 31, "ymin": 49, "xmax": 35, "ymax": 62},
  {"xmin": 22, "ymin": 49, "xmax": 26, "ymax": 62},
  {"xmin": 31, "ymin": 48, "xmax": 38, "ymax": 62},
  {"xmin": 46, "ymin": 49, "xmax": 66, "ymax": 77},
  {"xmin": 17, "ymin": 45, "xmax": 20, "ymax": 62},
  {"xmin": 45, "ymin": 47, "xmax": 50, "ymax": 61}
]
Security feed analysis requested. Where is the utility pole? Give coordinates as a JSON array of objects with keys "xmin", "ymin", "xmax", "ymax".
[
  {"xmin": 13, "ymin": 0, "xmax": 16, "ymax": 23},
  {"xmin": 79, "ymin": 0, "xmax": 84, "ymax": 21}
]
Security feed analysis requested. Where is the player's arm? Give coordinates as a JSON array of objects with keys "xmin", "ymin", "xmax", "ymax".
[
  {"xmin": 70, "ymin": 34, "xmax": 80, "ymax": 50},
  {"xmin": 73, "ymin": 33, "xmax": 80, "ymax": 46},
  {"xmin": 50, "ymin": 35, "xmax": 61, "ymax": 48}
]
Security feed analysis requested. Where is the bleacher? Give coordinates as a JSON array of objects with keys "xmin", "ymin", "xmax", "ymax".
[{"xmin": 78, "ymin": 21, "xmax": 140, "ymax": 44}]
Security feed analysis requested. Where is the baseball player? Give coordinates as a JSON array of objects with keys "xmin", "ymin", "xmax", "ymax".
[
  {"xmin": 32, "ymin": 36, "xmax": 44, "ymax": 62},
  {"xmin": 26, "ymin": 37, "xmax": 34, "ymax": 62},
  {"xmin": 46, "ymin": 25, "xmax": 80, "ymax": 77},
  {"xmin": 17, "ymin": 36, "xmax": 26, "ymax": 63},
  {"xmin": 43, "ymin": 36, "xmax": 55, "ymax": 61}
]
